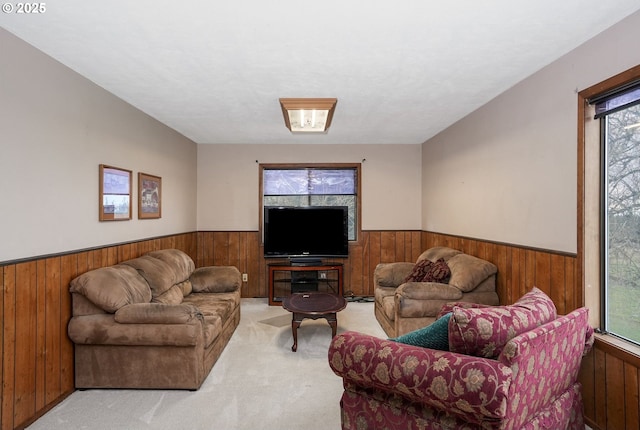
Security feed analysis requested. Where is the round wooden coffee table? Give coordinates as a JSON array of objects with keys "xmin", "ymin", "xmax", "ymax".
[{"xmin": 282, "ymin": 292, "xmax": 347, "ymax": 352}]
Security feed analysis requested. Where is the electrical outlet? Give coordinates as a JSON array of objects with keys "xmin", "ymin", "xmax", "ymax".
[{"xmin": 242, "ymin": 273, "xmax": 248, "ymax": 282}]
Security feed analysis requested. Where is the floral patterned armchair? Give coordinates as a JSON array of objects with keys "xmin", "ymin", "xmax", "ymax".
[{"xmin": 329, "ymin": 288, "xmax": 594, "ymax": 430}]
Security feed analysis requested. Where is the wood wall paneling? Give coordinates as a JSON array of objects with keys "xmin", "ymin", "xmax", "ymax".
[
  {"xmin": 14, "ymin": 261, "xmax": 36, "ymax": 427},
  {"xmin": 2, "ymin": 264, "xmax": 16, "ymax": 430},
  {"xmin": 624, "ymin": 361, "xmax": 639, "ymax": 430},
  {"xmin": 581, "ymin": 338, "xmax": 640, "ymax": 430}
]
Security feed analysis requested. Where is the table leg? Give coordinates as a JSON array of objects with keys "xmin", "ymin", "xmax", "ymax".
[
  {"xmin": 327, "ymin": 313, "xmax": 338, "ymax": 337},
  {"xmin": 291, "ymin": 317, "xmax": 301, "ymax": 352}
]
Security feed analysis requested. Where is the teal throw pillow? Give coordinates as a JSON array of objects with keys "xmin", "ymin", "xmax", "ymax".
[{"xmin": 390, "ymin": 313, "xmax": 451, "ymax": 350}]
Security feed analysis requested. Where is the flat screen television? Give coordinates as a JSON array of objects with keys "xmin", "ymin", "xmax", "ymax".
[{"xmin": 263, "ymin": 206, "xmax": 349, "ymax": 261}]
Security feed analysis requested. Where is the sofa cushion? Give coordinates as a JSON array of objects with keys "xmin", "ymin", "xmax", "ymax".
[
  {"xmin": 447, "ymin": 253, "xmax": 497, "ymax": 292},
  {"xmin": 190, "ymin": 266, "xmax": 241, "ymax": 293},
  {"xmin": 202, "ymin": 313, "xmax": 223, "ymax": 348},
  {"xmin": 422, "ymin": 258, "xmax": 451, "ymax": 283},
  {"xmin": 115, "ymin": 303, "xmax": 201, "ymax": 324},
  {"xmin": 152, "ymin": 284, "xmax": 184, "ymax": 305},
  {"xmin": 68, "ymin": 314, "xmax": 200, "ymax": 346},
  {"xmin": 146, "ymin": 249, "xmax": 195, "ymax": 283},
  {"xmin": 185, "ymin": 291, "xmax": 239, "ymax": 320},
  {"xmin": 418, "ymin": 246, "xmax": 463, "ymax": 262},
  {"xmin": 69, "ymin": 265, "xmax": 152, "ymax": 313},
  {"xmin": 391, "ymin": 313, "xmax": 451, "ymax": 350},
  {"xmin": 403, "ymin": 259, "xmax": 433, "ymax": 283},
  {"xmin": 122, "ymin": 255, "xmax": 176, "ymax": 298},
  {"xmin": 448, "ymin": 287, "xmax": 557, "ymax": 358},
  {"xmin": 177, "ymin": 279, "xmax": 193, "ymax": 297}
]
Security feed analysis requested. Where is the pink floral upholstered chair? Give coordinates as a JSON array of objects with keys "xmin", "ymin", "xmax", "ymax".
[{"xmin": 328, "ymin": 287, "xmax": 594, "ymax": 430}]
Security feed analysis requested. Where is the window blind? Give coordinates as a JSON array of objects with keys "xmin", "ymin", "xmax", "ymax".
[{"xmin": 589, "ymin": 80, "xmax": 640, "ymax": 119}]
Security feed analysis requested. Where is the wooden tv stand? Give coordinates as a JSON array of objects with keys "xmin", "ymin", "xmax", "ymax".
[{"xmin": 268, "ymin": 262, "xmax": 343, "ymax": 306}]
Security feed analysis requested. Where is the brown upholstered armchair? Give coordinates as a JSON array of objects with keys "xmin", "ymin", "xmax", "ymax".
[{"xmin": 374, "ymin": 246, "xmax": 499, "ymax": 337}]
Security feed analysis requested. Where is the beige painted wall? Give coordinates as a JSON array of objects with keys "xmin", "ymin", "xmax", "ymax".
[
  {"xmin": 421, "ymin": 10, "xmax": 640, "ymax": 253},
  {"xmin": 0, "ymin": 29, "xmax": 198, "ymax": 262},
  {"xmin": 197, "ymin": 144, "xmax": 422, "ymax": 231}
]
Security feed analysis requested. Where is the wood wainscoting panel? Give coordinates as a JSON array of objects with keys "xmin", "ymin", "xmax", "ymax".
[
  {"xmin": 580, "ymin": 337, "xmax": 640, "ymax": 430},
  {"xmin": 14, "ymin": 261, "xmax": 37, "ymax": 428},
  {"xmin": 2, "ymin": 264, "xmax": 17, "ymax": 430}
]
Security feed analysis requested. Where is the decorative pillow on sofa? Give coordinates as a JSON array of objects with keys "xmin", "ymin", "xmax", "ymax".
[
  {"xmin": 403, "ymin": 258, "xmax": 451, "ymax": 283},
  {"xmin": 391, "ymin": 313, "xmax": 451, "ymax": 350},
  {"xmin": 423, "ymin": 258, "xmax": 451, "ymax": 283},
  {"xmin": 403, "ymin": 259, "xmax": 433, "ymax": 283},
  {"xmin": 448, "ymin": 287, "xmax": 557, "ymax": 358}
]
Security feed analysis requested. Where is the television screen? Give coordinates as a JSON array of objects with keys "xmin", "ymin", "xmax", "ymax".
[{"xmin": 264, "ymin": 206, "xmax": 349, "ymax": 260}]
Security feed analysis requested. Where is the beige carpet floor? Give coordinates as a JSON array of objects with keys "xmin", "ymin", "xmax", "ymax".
[{"xmin": 27, "ymin": 298, "xmax": 386, "ymax": 430}]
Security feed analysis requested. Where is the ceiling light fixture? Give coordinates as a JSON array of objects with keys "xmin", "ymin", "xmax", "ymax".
[{"xmin": 279, "ymin": 98, "xmax": 337, "ymax": 133}]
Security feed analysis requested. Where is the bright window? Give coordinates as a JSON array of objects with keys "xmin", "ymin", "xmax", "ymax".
[
  {"xmin": 261, "ymin": 165, "xmax": 359, "ymax": 241},
  {"xmin": 597, "ymin": 83, "xmax": 640, "ymax": 345}
]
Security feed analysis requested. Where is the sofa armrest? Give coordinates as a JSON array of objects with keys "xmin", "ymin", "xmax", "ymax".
[
  {"xmin": 190, "ymin": 266, "xmax": 241, "ymax": 293},
  {"xmin": 329, "ymin": 331, "xmax": 512, "ymax": 424},
  {"xmin": 396, "ymin": 282, "xmax": 463, "ymax": 301},
  {"xmin": 394, "ymin": 283, "xmax": 463, "ymax": 318},
  {"xmin": 114, "ymin": 303, "xmax": 202, "ymax": 324},
  {"xmin": 494, "ymin": 308, "xmax": 591, "ymax": 428},
  {"xmin": 374, "ymin": 262, "xmax": 415, "ymax": 287}
]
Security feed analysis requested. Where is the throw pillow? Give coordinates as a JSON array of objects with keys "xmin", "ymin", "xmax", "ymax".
[
  {"xmin": 391, "ymin": 313, "xmax": 452, "ymax": 350},
  {"xmin": 448, "ymin": 287, "xmax": 557, "ymax": 358},
  {"xmin": 422, "ymin": 258, "xmax": 451, "ymax": 283},
  {"xmin": 403, "ymin": 259, "xmax": 433, "ymax": 283}
]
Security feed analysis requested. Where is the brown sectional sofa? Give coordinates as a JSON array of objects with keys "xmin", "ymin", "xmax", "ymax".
[{"xmin": 67, "ymin": 249, "xmax": 241, "ymax": 390}]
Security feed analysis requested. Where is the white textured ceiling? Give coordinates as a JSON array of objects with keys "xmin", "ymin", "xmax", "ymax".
[{"xmin": 2, "ymin": 1, "xmax": 639, "ymax": 145}]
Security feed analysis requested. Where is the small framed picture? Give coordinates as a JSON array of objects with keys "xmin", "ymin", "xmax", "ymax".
[
  {"xmin": 99, "ymin": 164, "xmax": 132, "ymax": 221},
  {"xmin": 138, "ymin": 172, "xmax": 162, "ymax": 219}
]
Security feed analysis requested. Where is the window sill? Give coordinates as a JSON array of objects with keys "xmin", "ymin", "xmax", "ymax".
[{"xmin": 593, "ymin": 332, "xmax": 640, "ymax": 367}]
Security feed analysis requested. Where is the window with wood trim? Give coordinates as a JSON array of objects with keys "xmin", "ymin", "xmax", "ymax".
[{"xmin": 581, "ymin": 67, "xmax": 640, "ymax": 347}]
